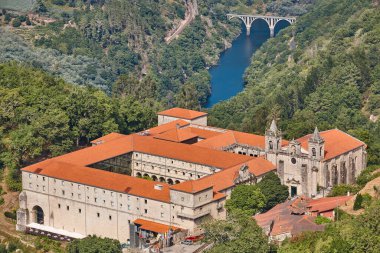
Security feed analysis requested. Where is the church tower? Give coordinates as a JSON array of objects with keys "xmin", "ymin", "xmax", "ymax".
[
  {"xmin": 265, "ymin": 120, "xmax": 282, "ymax": 153},
  {"xmin": 308, "ymin": 127, "xmax": 325, "ymax": 160}
]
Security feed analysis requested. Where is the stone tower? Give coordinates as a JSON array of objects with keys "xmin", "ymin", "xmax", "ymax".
[
  {"xmin": 265, "ymin": 120, "xmax": 282, "ymax": 153},
  {"xmin": 308, "ymin": 127, "xmax": 325, "ymax": 160}
]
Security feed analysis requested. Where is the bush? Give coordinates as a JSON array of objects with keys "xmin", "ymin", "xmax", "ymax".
[
  {"xmin": 19, "ymin": 15, "xmax": 27, "ymax": 22},
  {"xmin": 4, "ymin": 211, "xmax": 17, "ymax": 220},
  {"xmin": 12, "ymin": 18, "xmax": 21, "ymax": 27},
  {"xmin": 353, "ymin": 193, "xmax": 363, "ymax": 210},
  {"xmin": 0, "ymin": 197, "xmax": 4, "ymax": 206},
  {"xmin": 328, "ymin": 184, "xmax": 361, "ymax": 197},
  {"xmin": 314, "ymin": 215, "xmax": 332, "ymax": 224},
  {"xmin": 356, "ymin": 165, "xmax": 380, "ymax": 186}
]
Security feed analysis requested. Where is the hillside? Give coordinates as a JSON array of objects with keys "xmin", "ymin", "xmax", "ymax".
[
  {"xmin": 209, "ymin": 0, "xmax": 380, "ymax": 164},
  {"xmin": 0, "ymin": 0, "xmax": 314, "ymax": 108}
]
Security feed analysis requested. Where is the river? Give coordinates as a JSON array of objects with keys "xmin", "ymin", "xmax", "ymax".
[{"xmin": 205, "ymin": 19, "xmax": 290, "ymax": 108}]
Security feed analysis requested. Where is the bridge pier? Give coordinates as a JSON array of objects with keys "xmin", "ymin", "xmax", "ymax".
[
  {"xmin": 246, "ymin": 25, "xmax": 251, "ymax": 36},
  {"xmin": 270, "ymin": 27, "xmax": 275, "ymax": 38}
]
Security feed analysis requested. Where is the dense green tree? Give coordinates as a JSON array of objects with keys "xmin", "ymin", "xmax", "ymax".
[
  {"xmin": 328, "ymin": 184, "xmax": 361, "ymax": 197},
  {"xmin": 225, "ymin": 185, "xmax": 266, "ymax": 216},
  {"xmin": 203, "ymin": 212, "xmax": 270, "ymax": 253},
  {"xmin": 67, "ymin": 236, "xmax": 121, "ymax": 253},
  {"xmin": 257, "ymin": 172, "xmax": 289, "ymax": 211}
]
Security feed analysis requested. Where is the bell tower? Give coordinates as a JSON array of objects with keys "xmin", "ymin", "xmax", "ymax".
[
  {"xmin": 308, "ymin": 127, "xmax": 325, "ymax": 160},
  {"xmin": 265, "ymin": 120, "xmax": 282, "ymax": 153}
]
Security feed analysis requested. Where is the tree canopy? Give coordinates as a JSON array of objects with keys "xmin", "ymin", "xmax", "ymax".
[
  {"xmin": 66, "ymin": 236, "xmax": 122, "ymax": 253},
  {"xmin": 257, "ymin": 172, "xmax": 289, "ymax": 211},
  {"xmin": 225, "ymin": 184, "xmax": 266, "ymax": 216}
]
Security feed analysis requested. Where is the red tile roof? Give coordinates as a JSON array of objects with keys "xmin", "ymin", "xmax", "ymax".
[
  {"xmin": 90, "ymin": 132, "xmax": 125, "ymax": 145},
  {"xmin": 154, "ymin": 128, "xmax": 198, "ymax": 143},
  {"xmin": 134, "ymin": 219, "xmax": 181, "ymax": 233},
  {"xmin": 146, "ymin": 120, "xmax": 190, "ymax": 135},
  {"xmin": 158, "ymin": 108, "xmax": 207, "ymax": 120},
  {"xmin": 171, "ymin": 157, "xmax": 276, "ymax": 193},
  {"xmin": 22, "ymin": 160, "xmax": 171, "ymax": 202},
  {"xmin": 297, "ymin": 129, "xmax": 365, "ymax": 160},
  {"xmin": 307, "ymin": 195, "xmax": 352, "ymax": 213}
]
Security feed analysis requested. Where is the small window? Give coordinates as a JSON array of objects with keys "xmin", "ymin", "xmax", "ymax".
[
  {"xmin": 97, "ymin": 213, "xmax": 100, "ymax": 218},
  {"xmin": 128, "ymin": 220, "xmax": 131, "ymax": 224},
  {"xmin": 190, "ymin": 173, "xmax": 193, "ymax": 177},
  {"xmin": 291, "ymin": 158, "xmax": 297, "ymax": 164},
  {"xmin": 103, "ymin": 190, "xmax": 106, "ymax": 194},
  {"xmin": 144, "ymin": 200, "xmax": 147, "ymax": 204},
  {"xmin": 136, "ymin": 163, "xmax": 139, "ymax": 166},
  {"xmin": 161, "ymin": 212, "xmax": 164, "ymax": 218},
  {"xmin": 71, "ymin": 193, "xmax": 74, "ymax": 197},
  {"xmin": 58, "ymin": 204, "xmax": 61, "ymax": 208},
  {"xmin": 109, "ymin": 215, "xmax": 112, "ymax": 220},
  {"xmin": 103, "ymin": 200, "xmax": 106, "ymax": 204},
  {"xmin": 197, "ymin": 175, "xmax": 201, "ymax": 179},
  {"xmin": 42, "ymin": 177, "xmax": 45, "ymax": 181},
  {"xmin": 111, "ymin": 201, "xmax": 114, "ymax": 206},
  {"xmin": 62, "ymin": 190, "xmax": 65, "ymax": 196},
  {"xmin": 182, "ymin": 172, "xmax": 185, "ymax": 176},
  {"xmin": 54, "ymin": 188, "xmax": 56, "ymax": 193},
  {"xmin": 94, "ymin": 197, "xmax": 97, "ymax": 202},
  {"xmin": 127, "ymin": 205, "xmax": 131, "ymax": 210},
  {"xmin": 144, "ymin": 209, "xmax": 147, "ymax": 214},
  {"xmin": 120, "ymin": 203, "xmax": 123, "ymax": 207},
  {"xmin": 167, "ymin": 169, "xmax": 170, "ymax": 173},
  {"xmin": 312, "ymin": 148, "xmax": 316, "ymax": 157},
  {"xmin": 269, "ymin": 141, "xmax": 273, "ymax": 150},
  {"xmin": 66, "ymin": 206, "xmax": 69, "ymax": 211},
  {"xmin": 79, "ymin": 209, "xmax": 82, "ymax": 213},
  {"xmin": 171, "ymin": 161, "xmax": 174, "ymax": 164}
]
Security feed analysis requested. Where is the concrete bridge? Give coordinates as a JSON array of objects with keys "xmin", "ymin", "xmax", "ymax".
[{"xmin": 227, "ymin": 14, "xmax": 296, "ymax": 37}]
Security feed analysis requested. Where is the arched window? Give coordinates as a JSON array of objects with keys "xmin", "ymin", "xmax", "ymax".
[
  {"xmin": 32, "ymin": 206, "xmax": 44, "ymax": 224},
  {"xmin": 312, "ymin": 148, "xmax": 316, "ymax": 157},
  {"xmin": 269, "ymin": 141, "xmax": 273, "ymax": 150},
  {"xmin": 167, "ymin": 178, "xmax": 174, "ymax": 185}
]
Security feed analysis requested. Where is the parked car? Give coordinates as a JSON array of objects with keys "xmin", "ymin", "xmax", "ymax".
[{"xmin": 181, "ymin": 239, "xmax": 193, "ymax": 245}]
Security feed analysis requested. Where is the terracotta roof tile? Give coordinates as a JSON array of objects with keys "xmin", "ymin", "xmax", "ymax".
[
  {"xmin": 158, "ymin": 108, "xmax": 207, "ymax": 120},
  {"xmin": 146, "ymin": 120, "xmax": 190, "ymax": 135},
  {"xmin": 90, "ymin": 132, "xmax": 125, "ymax": 145},
  {"xmin": 154, "ymin": 128, "xmax": 198, "ymax": 143},
  {"xmin": 296, "ymin": 129, "xmax": 365, "ymax": 160},
  {"xmin": 22, "ymin": 160, "xmax": 171, "ymax": 202},
  {"xmin": 133, "ymin": 219, "xmax": 181, "ymax": 233}
]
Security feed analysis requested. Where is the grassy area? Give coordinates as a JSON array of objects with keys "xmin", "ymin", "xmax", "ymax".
[{"xmin": 0, "ymin": 0, "xmax": 35, "ymax": 12}]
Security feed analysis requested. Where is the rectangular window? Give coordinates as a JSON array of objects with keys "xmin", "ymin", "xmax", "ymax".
[
  {"xmin": 62, "ymin": 190, "xmax": 65, "ymax": 196},
  {"xmin": 42, "ymin": 177, "xmax": 45, "ymax": 181},
  {"xmin": 144, "ymin": 209, "xmax": 147, "ymax": 214},
  {"xmin": 58, "ymin": 204, "xmax": 61, "ymax": 208},
  {"xmin": 109, "ymin": 215, "xmax": 112, "ymax": 220},
  {"xmin": 144, "ymin": 200, "xmax": 147, "ymax": 204},
  {"xmin": 79, "ymin": 209, "xmax": 82, "ymax": 213},
  {"xmin": 67, "ymin": 206, "xmax": 69, "ymax": 211},
  {"xmin": 97, "ymin": 212, "xmax": 100, "ymax": 218},
  {"xmin": 94, "ymin": 198, "xmax": 97, "ymax": 203}
]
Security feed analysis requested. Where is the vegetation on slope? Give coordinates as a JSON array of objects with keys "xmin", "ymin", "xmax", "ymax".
[
  {"xmin": 0, "ymin": 62, "xmax": 159, "ymax": 191},
  {"xmin": 209, "ymin": 0, "xmax": 380, "ymax": 164}
]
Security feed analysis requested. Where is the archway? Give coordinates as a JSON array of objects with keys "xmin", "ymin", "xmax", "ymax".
[
  {"xmin": 136, "ymin": 172, "xmax": 142, "ymax": 178},
  {"xmin": 159, "ymin": 177, "xmax": 166, "ymax": 183},
  {"xmin": 249, "ymin": 19, "xmax": 270, "ymax": 39},
  {"xmin": 32, "ymin": 206, "xmax": 44, "ymax": 224},
  {"xmin": 274, "ymin": 19, "xmax": 291, "ymax": 36},
  {"xmin": 175, "ymin": 180, "xmax": 180, "ymax": 184},
  {"xmin": 340, "ymin": 162, "xmax": 347, "ymax": 184},
  {"xmin": 167, "ymin": 178, "xmax": 174, "ymax": 185},
  {"xmin": 152, "ymin": 175, "xmax": 158, "ymax": 181}
]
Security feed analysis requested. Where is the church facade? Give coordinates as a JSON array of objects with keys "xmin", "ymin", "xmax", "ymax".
[{"xmin": 16, "ymin": 108, "xmax": 366, "ymax": 245}]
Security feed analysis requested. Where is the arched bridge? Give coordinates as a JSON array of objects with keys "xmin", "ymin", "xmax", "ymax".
[{"xmin": 227, "ymin": 14, "xmax": 296, "ymax": 37}]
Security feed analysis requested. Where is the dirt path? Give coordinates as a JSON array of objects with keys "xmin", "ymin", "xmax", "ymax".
[{"xmin": 165, "ymin": 0, "xmax": 198, "ymax": 44}]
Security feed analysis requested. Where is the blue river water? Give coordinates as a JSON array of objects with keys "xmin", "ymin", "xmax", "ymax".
[{"xmin": 205, "ymin": 19, "xmax": 289, "ymax": 108}]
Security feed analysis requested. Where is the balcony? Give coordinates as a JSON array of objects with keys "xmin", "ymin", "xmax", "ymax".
[{"xmin": 177, "ymin": 209, "xmax": 211, "ymax": 219}]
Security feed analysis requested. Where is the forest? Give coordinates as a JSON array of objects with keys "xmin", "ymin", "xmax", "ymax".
[{"xmin": 209, "ymin": 0, "xmax": 380, "ymax": 165}]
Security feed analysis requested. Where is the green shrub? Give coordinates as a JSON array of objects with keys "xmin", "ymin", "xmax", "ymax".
[
  {"xmin": 353, "ymin": 193, "xmax": 363, "ymax": 210},
  {"xmin": 356, "ymin": 165, "xmax": 380, "ymax": 186},
  {"xmin": 361, "ymin": 193, "xmax": 372, "ymax": 208},
  {"xmin": 18, "ymin": 15, "xmax": 27, "ymax": 22},
  {"xmin": 4, "ymin": 211, "xmax": 17, "ymax": 220},
  {"xmin": 7, "ymin": 241, "xmax": 17, "ymax": 252},
  {"xmin": 12, "ymin": 18, "xmax": 21, "ymax": 27},
  {"xmin": 314, "ymin": 215, "xmax": 332, "ymax": 224},
  {"xmin": 328, "ymin": 184, "xmax": 360, "ymax": 197},
  {"xmin": 0, "ymin": 197, "xmax": 4, "ymax": 206}
]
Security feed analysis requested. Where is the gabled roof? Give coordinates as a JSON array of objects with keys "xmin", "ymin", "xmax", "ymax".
[
  {"xmin": 296, "ymin": 129, "xmax": 365, "ymax": 160},
  {"xmin": 22, "ymin": 160, "xmax": 171, "ymax": 202},
  {"xmin": 158, "ymin": 108, "xmax": 207, "ymax": 120},
  {"xmin": 90, "ymin": 132, "xmax": 125, "ymax": 145},
  {"xmin": 146, "ymin": 120, "xmax": 190, "ymax": 135},
  {"xmin": 307, "ymin": 195, "xmax": 352, "ymax": 212},
  {"xmin": 171, "ymin": 157, "xmax": 276, "ymax": 193},
  {"xmin": 154, "ymin": 128, "xmax": 198, "ymax": 143}
]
